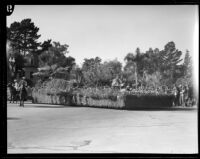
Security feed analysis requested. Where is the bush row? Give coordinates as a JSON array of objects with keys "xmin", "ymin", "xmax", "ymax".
[
  {"xmin": 32, "ymin": 91, "xmax": 73, "ymax": 105},
  {"xmin": 31, "ymin": 79, "xmax": 174, "ymax": 109},
  {"xmin": 72, "ymin": 93, "xmax": 125, "ymax": 109},
  {"xmin": 32, "ymin": 89, "xmax": 173, "ymax": 110},
  {"xmin": 124, "ymin": 94, "xmax": 174, "ymax": 109},
  {"xmin": 73, "ymin": 87, "xmax": 123, "ymax": 101}
]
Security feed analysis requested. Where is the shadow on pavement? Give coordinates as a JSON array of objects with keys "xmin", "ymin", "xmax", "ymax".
[
  {"xmin": 29, "ymin": 105, "xmax": 71, "ymax": 108},
  {"xmin": 7, "ymin": 117, "xmax": 20, "ymax": 120},
  {"xmin": 126, "ymin": 107, "xmax": 197, "ymax": 111},
  {"xmin": 22, "ymin": 104, "xmax": 82, "ymax": 108}
]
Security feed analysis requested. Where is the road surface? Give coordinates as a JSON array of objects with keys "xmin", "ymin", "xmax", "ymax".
[{"xmin": 7, "ymin": 102, "xmax": 198, "ymax": 153}]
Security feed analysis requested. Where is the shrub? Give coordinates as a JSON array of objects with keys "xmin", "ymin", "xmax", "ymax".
[
  {"xmin": 124, "ymin": 94, "xmax": 174, "ymax": 109},
  {"xmin": 32, "ymin": 82, "xmax": 174, "ymax": 109},
  {"xmin": 32, "ymin": 78, "xmax": 74, "ymax": 104},
  {"xmin": 73, "ymin": 87, "xmax": 123, "ymax": 101},
  {"xmin": 72, "ymin": 93, "xmax": 125, "ymax": 109},
  {"xmin": 45, "ymin": 78, "xmax": 71, "ymax": 95},
  {"xmin": 33, "ymin": 78, "xmax": 73, "ymax": 95}
]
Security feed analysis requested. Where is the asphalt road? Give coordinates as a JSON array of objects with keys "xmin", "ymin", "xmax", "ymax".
[{"xmin": 7, "ymin": 102, "xmax": 198, "ymax": 153}]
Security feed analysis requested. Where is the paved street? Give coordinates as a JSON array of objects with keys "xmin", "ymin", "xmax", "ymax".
[{"xmin": 7, "ymin": 102, "xmax": 198, "ymax": 153}]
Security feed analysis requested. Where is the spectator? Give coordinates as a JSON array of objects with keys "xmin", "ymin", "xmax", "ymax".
[
  {"xmin": 188, "ymin": 85, "xmax": 194, "ymax": 106},
  {"xmin": 184, "ymin": 85, "xmax": 189, "ymax": 106},
  {"xmin": 176, "ymin": 85, "xmax": 181, "ymax": 106},
  {"xmin": 172, "ymin": 85, "xmax": 178, "ymax": 106},
  {"xmin": 18, "ymin": 77, "xmax": 28, "ymax": 98},
  {"xmin": 13, "ymin": 79, "xmax": 19, "ymax": 91},
  {"xmin": 180, "ymin": 85, "xmax": 185, "ymax": 106},
  {"xmin": 26, "ymin": 85, "xmax": 32, "ymax": 101},
  {"xmin": 19, "ymin": 77, "xmax": 28, "ymax": 87}
]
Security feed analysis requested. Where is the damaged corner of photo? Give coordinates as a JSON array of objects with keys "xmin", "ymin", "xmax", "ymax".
[{"xmin": 192, "ymin": 9, "xmax": 199, "ymax": 105}]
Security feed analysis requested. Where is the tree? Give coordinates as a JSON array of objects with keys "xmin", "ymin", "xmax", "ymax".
[
  {"xmin": 124, "ymin": 52, "xmax": 136, "ymax": 85},
  {"xmin": 159, "ymin": 41, "xmax": 183, "ymax": 86},
  {"xmin": 152, "ymin": 48, "xmax": 161, "ymax": 72},
  {"xmin": 7, "ymin": 40, "xmax": 13, "ymax": 81},
  {"xmin": 40, "ymin": 39, "xmax": 52, "ymax": 52},
  {"xmin": 35, "ymin": 42, "xmax": 75, "ymax": 81},
  {"xmin": 7, "ymin": 18, "xmax": 41, "ymax": 56},
  {"xmin": 81, "ymin": 58, "xmax": 122, "ymax": 87},
  {"xmin": 143, "ymin": 71, "xmax": 162, "ymax": 88},
  {"xmin": 82, "ymin": 57, "xmax": 102, "ymax": 86},
  {"xmin": 174, "ymin": 50, "xmax": 193, "ymax": 88},
  {"xmin": 142, "ymin": 48, "xmax": 160, "ymax": 74},
  {"xmin": 7, "ymin": 40, "xmax": 26, "ymax": 81},
  {"xmin": 82, "ymin": 57, "xmax": 101, "ymax": 71},
  {"xmin": 39, "ymin": 42, "xmax": 70, "ymax": 67},
  {"xmin": 105, "ymin": 59, "xmax": 122, "ymax": 78},
  {"xmin": 124, "ymin": 48, "xmax": 144, "ymax": 88},
  {"xmin": 183, "ymin": 50, "xmax": 192, "ymax": 78},
  {"xmin": 98, "ymin": 60, "xmax": 122, "ymax": 86},
  {"xmin": 70, "ymin": 65, "xmax": 84, "ymax": 87}
]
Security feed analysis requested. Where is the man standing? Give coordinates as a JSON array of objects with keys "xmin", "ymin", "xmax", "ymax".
[
  {"xmin": 13, "ymin": 79, "xmax": 20, "ymax": 102},
  {"xmin": 184, "ymin": 85, "xmax": 189, "ymax": 106},
  {"xmin": 18, "ymin": 77, "xmax": 28, "ymax": 106},
  {"xmin": 180, "ymin": 85, "xmax": 185, "ymax": 106},
  {"xmin": 19, "ymin": 77, "xmax": 27, "ymax": 90}
]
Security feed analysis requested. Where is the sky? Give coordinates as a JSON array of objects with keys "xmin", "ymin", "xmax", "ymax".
[{"xmin": 7, "ymin": 5, "xmax": 198, "ymax": 67}]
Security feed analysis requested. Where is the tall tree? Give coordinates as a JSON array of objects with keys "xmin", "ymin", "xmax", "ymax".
[
  {"xmin": 141, "ymin": 48, "xmax": 161, "ymax": 76},
  {"xmin": 70, "ymin": 65, "xmax": 84, "ymax": 87},
  {"xmin": 39, "ymin": 42, "xmax": 70, "ymax": 67},
  {"xmin": 183, "ymin": 50, "xmax": 192, "ymax": 78},
  {"xmin": 7, "ymin": 18, "xmax": 41, "ymax": 56},
  {"xmin": 124, "ymin": 48, "xmax": 144, "ymax": 88},
  {"xmin": 159, "ymin": 41, "xmax": 183, "ymax": 85},
  {"xmin": 98, "ymin": 60, "xmax": 122, "ymax": 86},
  {"xmin": 7, "ymin": 40, "xmax": 26, "ymax": 80},
  {"xmin": 124, "ymin": 52, "xmax": 136, "ymax": 84},
  {"xmin": 143, "ymin": 71, "xmax": 162, "ymax": 88},
  {"xmin": 82, "ymin": 57, "xmax": 102, "ymax": 86},
  {"xmin": 41, "ymin": 39, "xmax": 52, "ymax": 52}
]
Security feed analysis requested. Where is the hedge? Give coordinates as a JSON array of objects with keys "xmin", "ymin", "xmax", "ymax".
[
  {"xmin": 32, "ymin": 91, "xmax": 73, "ymax": 105},
  {"xmin": 32, "ymin": 79, "xmax": 174, "ymax": 109},
  {"xmin": 124, "ymin": 94, "xmax": 174, "ymax": 109},
  {"xmin": 72, "ymin": 93, "xmax": 125, "ymax": 109},
  {"xmin": 32, "ymin": 89, "xmax": 174, "ymax": 109}
]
